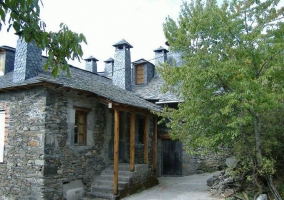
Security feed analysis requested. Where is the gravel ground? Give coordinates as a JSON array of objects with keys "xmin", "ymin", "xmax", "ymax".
[{"xmin": 122, "ymin": 171, "xmax": 225, "ymax": 200}]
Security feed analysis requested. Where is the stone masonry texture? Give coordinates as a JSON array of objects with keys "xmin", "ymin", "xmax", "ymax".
[
  {"xmin": 0, "ymin": 85, "xmax": 155, "ymax": 199},
  {"xmin": 85, "ymin": 60, "xmax": 97, "ymax": 73},
  {"xmin": 13, "ymin": 38, "xmax": 42, "ymax": 82},
  {"xmin": 0, "ymin": 87, "xmax": 46, "ymax": 199},
  {"xmin": 113, "ymin": 46, "xmax": 131, "ymax": 90}
]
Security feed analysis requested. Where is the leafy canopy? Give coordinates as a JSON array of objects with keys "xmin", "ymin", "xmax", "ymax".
[
  {"xmin": 160, "ymin": 0, "xmax": 284, "ymax": 194},
  {"xmin": 0, "ymin": 0, "xmax": 87, "ymax": 77}
]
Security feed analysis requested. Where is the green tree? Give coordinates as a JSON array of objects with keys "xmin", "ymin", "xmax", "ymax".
[
  {"xmin": 0, "ymin": 0, "xmax": 87, "ymax": 77},
  {"xmin": 160, "ymin": 0, "xmax": 284, "ymax": 198}
]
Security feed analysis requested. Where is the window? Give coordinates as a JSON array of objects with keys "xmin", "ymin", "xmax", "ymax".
[
  {"xmin": 0, "ymin": 52, "xmax": 5, "ymax": 76},
  {"xmin": 136, "ymin": 65, "xmax": 144, "ymax": 84},
  {"xmin": 0, "ymin": 111, "xmax": 5, "ymax": 162},
  {"xmin": 74, "ymin": 110, "xmax": 87, "ymax": 145}
]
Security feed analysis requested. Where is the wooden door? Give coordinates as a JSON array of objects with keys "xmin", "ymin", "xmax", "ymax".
[{"xmin": 162, "ymin": 140, "xmax": 182, "ymax": 176}]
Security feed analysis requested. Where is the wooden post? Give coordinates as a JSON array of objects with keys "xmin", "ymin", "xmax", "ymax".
[
  {"xmin": 152, "ymin": 117, "xmax": 157, "ymax": 172},
  {"xmin": 144, "ymin": 115, "xmax": 149, "ymax": 164},
  {"xmin": 130, "ymin": 113, "xmax": 135, "ymax": 172},
  {"xmin": 113, "ymin": 109, "xmax": 119, "ymax": 195}
]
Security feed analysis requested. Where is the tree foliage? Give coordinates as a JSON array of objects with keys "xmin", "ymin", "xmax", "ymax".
[
  {"xmin": 161, "ymin": 0, "xmax": 284, "ymax": 198},
  {"xmin": 0, "ymin": 0, "xmax": 87, "ymax": 77}
]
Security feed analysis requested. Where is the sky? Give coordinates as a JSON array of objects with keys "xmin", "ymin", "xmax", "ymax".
[{"xmin": 0, "ymin": 0, "xmax": 182, "ymax": 71}]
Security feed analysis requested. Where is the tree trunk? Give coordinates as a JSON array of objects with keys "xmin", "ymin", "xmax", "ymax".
[
  {"xmin": 254, "ymin": 113, "xmax": 262, "ymax": 168},
  {"xmin": 254, "ymin": 114, "xmax": 282, "ymax": 200},
  {"xmin": 266, "ymin": 175, "xmax": 282, "ymax": 200}
]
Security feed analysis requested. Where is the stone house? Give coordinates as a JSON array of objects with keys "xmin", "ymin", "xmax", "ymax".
[
  {"xmin": 103, "ymin": 41, "xmax": 228, "ymax": 177},
  {"xmin": 0, "ymin": 38, "xmax": 228, "ymax": 199},
  {"xmin": 0, "ymin": 39, "xmax": 161, "ymax": 199}
]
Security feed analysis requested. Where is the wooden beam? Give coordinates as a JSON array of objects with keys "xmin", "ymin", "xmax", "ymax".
[
  {"xmin": 152, "ymin": 117, "xmax": 157, "ymax": 172},
  {"xmin": 113, "ymin": 109, "xmax": 120, "ymax": 195},
  {"xmin": 158, "ymin": 134, "xmax": 171, "ymax": 140},
  {"xmin": 144, "ymin": 115, "xmax": 149, "ymax": 164},
  {"xmin": 130, "ymin": 113, "xmax": 135, "ymax": 172},
  {"xmin": 112, "ymin": 104, "xmax": 151, "ymax": 115}
]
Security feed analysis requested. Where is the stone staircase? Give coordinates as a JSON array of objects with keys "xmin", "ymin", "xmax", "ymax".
[{"xmin": 83, "ymin": 163, "xmax": 152, "ymax": 200}]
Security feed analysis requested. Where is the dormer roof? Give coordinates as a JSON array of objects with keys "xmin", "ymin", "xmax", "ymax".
[{"xmin": 132, "ymin": 58, "xmax": 149, "ymax": 65}]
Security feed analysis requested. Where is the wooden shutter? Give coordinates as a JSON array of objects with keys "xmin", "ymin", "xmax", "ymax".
[
  {"xmin": 136, "ymin": 65, "xmax": 144, "ymax": 84},
  {"xmin": 0, "ymin": 111, "xmax": 5, "ymax": 162}
]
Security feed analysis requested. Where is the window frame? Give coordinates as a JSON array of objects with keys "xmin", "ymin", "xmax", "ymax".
[{"xmin": 73, "ymin": 106, "xmax": 91, "ymax": 146}]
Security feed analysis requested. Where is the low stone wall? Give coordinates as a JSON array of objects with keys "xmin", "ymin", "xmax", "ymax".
[
  {"xmin": 182, "ymin": 148, "xmax": 230, "ymax": 175},
  {"xmin": 121, "ymin": 164, "xmax": 158, "ymax": 198}
]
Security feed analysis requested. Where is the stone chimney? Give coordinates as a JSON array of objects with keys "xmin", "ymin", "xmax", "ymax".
[
  {"xmin": 153, "ymin": 46, "xmax": 168, "ymax": 77},
  {"xmin": 104, "ymin": 57, "xmax": 114, "ymax": 78},
  {"xmin": 84, "ymin": 56, "xmax": 98, "ymax": 73},
  {"xmin": 112, "ymin": 39, "xmax": 133, "ymax": 90},
  {"xmin": 154, "ymin": 46, "xmax": 168, "ymax": 65},
  {"xmin": 13, "ymin": 37, "xmax": 42, "ymax": 82},
  {"xmin": 165, "ymin": 41, "xmax": 183, "ymax": 67}
]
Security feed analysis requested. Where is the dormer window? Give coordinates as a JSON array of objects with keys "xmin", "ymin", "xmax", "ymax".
[
  {"xmin": 0, "ymin": 52, "xmax": 5, "ymax": 76},
  {"xmin": 136, "ymin": 64, "xmax": 144, "ymax": 84}
]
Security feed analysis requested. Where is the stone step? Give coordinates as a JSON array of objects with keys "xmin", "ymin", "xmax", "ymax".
[
  {"xmin": 107, "ymin": 163, "xmax": 148, "ymax": 172},
  {"xmin": 86, "ymin": 191, "xmax": 119, "ymax": 200},
  {"xmin": 85, "ymin": 164, "xmax": 151, "ymax": 200},
  {"xmin": 96, "ymin": 174, "xmax": 131, "ymax": 182},
  {"xmin": 107, "ymin": 163, "xmax": 133, "ymax": 171},
  {"xmin": 91, "ymin": 185, "xmax": 123, "ymax": 194},
  {"xmin": 93, "ymin": 180, "xmax": 129, "ymax": 189},
  {"xmin": 102, "ymin": 169, "xmax": 134, "ymax": 177}
]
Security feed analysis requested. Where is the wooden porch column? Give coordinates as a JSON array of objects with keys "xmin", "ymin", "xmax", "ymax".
[
  {"xmin": 152, "ymin": 117, "xmax": 157, "ymax": 172},
  {"xmin": 144, "ymin": 115, "xmax": 149, "ymax": 164},
  {"xmin": 130, "ymin": 113, "xmax": 135, "ymax": 172},
  {"xmin": 113, "ymin": 109, "xmax": 119, "ymax": 195}
]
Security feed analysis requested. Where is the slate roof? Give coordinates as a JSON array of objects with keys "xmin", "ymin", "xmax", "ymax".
[
  {"xmin": 132, "ymin": 76, "xmax": 180, "ymax": 102},
  {"xmin": 0, "ymin": 66, "xmax": 161, "ymax": 112}
]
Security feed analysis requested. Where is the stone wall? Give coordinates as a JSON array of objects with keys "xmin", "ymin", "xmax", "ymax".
[
  {"xmin": 182, "ymin": 147, "xmax": 230, "ymax": 175},
  {"xmin": 0, "ymin": 87, "xmax": 111, "ymax": 199},
  {"xmin": 0, "ymin": 87, "xmax": 46, "ymax": 199},
  {"xmin": 0, "ymin": 86, "xmax": 156, "ymax": 199},
  {"xmin": 43, "ymin": 88, "xmax": 109, "ymax": 199}
]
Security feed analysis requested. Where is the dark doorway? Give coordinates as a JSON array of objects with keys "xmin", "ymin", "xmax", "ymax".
[{"xmin": 162, "ymin": 140, "xmax": 182, "ymax": 176}]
